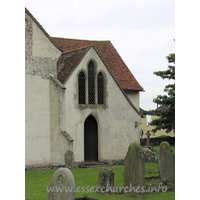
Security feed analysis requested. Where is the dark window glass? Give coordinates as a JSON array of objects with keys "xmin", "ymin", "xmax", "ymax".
[
  {"xmin": 97, "ymin": 72, "xmax": 104, "ymax": 104},
  {"xmin": 88, "ymin": 61, "xmax": 95, "ymax": 104},
  {"xmin": 78, "ymin": 71, "xmax": 86, "ymax": 104}
]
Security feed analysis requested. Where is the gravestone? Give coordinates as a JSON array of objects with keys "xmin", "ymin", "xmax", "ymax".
[
  {"xmin": 47, "ymin": 168, "xmax": 75, "ymax": 200},
  {"xmin": 98, "ymin": 168, "xmax": 114, "ymax": 194},
  {"xmin": 158, "ymin": 142, "xmax": 175, "ymax": 184},
  {"xmin": 154, "ymin": 151, "xmax": 158, "ymax": 161},
  {"xmin": 65, "ymin": 150, "xmax": 74, "ymax": 169},
  {"xmin": 142, "ymin": 147, "xmax": 152, "ymax": 162},
  {"xmin": 124, "ymin": 142, "xmax": 145, "ymax": 198}
]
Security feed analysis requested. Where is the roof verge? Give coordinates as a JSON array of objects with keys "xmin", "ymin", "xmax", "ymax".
[{"xmin": 25, "ymin": 7, "xmax": 62, "ymax": 52}]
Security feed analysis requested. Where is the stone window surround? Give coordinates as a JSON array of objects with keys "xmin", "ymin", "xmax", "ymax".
[{"xmin": 76, "ymin": 59, "xmax": 108, "ymax": 110}]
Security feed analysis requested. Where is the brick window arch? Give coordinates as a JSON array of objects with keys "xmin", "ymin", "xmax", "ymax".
[{"xmin": 78, "ymin": 71, "xmax": 86, "ymax": 104}]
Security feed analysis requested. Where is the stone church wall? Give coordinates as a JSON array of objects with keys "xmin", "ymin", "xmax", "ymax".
[
  {"xmin": 25, "ymin": 11, "xmax": 64, "ymax": 167},
  {"xmin": 49, "ymin": 75, "xmax": 70, "ymax": 166},
  {"xmin": 63, "ymin": 47, "xmax": 141, "ymax": 162},
  {"xmin": 25, "ymin": 12, "xmax": 60, "ymax": 79},
  {"xmin": 25, "ymin": 75, "xmax": 51, "ymax": 166},
  {"xmin": 25, "ymin": 9, "xmax": 142, "ymax": 167}
]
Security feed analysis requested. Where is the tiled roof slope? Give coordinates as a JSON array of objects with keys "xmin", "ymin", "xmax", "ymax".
[
  {"xmin": 52, "ymin": 37, "xmax": 144, "ymax": 91},
  {"xmin": 156, "ymin": 105, "xmax": 170, "ymax": 111},
  {"xmin": 57, "ymin": 46, "xmax": 91, "ymax": 84}
]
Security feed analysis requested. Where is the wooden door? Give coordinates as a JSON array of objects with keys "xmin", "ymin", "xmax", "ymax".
[{"xmin": 84, "ymin": 115, "xmax": 98, "ymax": 161}]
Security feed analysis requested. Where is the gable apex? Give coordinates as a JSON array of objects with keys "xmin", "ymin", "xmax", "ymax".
[
  {"xmin": 25, "ymin": 7, "xmax": 62, "ymax": 52},
  {"xmin": 57, "ymin": 45, "xmax": 141, "ymax": 116}
]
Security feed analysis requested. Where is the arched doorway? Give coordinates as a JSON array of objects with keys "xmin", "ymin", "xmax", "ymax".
[{"xmin": 84, "ymin": 115, "xmax": 98, "ymax": 161}]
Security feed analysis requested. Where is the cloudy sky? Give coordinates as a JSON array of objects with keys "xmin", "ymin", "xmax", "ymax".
[{"xmin": 25, "ymin": 0, "xmax": 175, "ymax": 111}]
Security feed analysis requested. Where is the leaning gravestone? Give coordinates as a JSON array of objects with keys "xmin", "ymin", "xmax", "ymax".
[
  {"xmin": 65, "ymin": 150, "xmax": 74, "ymax": 169},
  {"xmin": 47, "ymin": 168, "xmax": 75, "ymax": 200},
  {"xmin": 124, "ymin": 142, "xmax": 145, "ymax": 198},
  {"xmin": 98, "ymin": 168, "xmax": 114, "ymax": 194},
  {"xmin": 158, "ymin": 142, "xmax": 175, "ymax": 184}
]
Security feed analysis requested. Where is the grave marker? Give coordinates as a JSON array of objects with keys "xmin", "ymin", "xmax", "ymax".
[
  {"xmin": 98, "ymin": 168, "xmax": 114, "ymax": 194},
  {"xmin": 158, "ymin": 142, "xmax": 175, "ymax": 184},
  {"xmin": 47, "ymin": 168, "xmax": 75, "ymax": 200},
  {"xmin": 124, "ymin": 142, "xmax": 145, "ymax": 198},
  {"xmin": 65, "ymin": 150, "xmax": 74, "ymax": 169}
]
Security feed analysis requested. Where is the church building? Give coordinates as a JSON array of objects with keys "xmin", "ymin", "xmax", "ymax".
[{"xmin": 25, "ymin": 8, "xmax": 144, "ymax": 167}]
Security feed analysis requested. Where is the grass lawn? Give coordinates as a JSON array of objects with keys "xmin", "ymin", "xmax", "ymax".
[{"xmin": 25, "ymin": 161, "xmax": 175, "ymax": 200}]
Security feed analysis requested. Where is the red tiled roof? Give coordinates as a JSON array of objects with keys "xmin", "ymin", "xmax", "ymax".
[
  {"xmin": 57, "ymin": 46, "xmax": 91, "ymax": 84},
  {"xmin": 52, "ymin": 37, "xmax": 144, "ymax": 91},
  {"xmin": 25, "ymin": 7, "xmax": 143, "ymax": 91}
]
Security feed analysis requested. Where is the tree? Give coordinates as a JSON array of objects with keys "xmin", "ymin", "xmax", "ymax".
[{"xmin": 143, "ymin": 53, "xmax": 175, "ymax": 133}]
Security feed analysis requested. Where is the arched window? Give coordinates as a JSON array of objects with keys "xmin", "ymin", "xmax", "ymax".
[
  {"xmin": 97, "ymin": 72, "xmax": 104, "ymax": 104},
  {"xmin": 88, "ymin": 61, "xmax": 95, "ymax": 104},
  {"xmin": 78, "ymin": 71, "xmax": 86, "ymax": 104}
]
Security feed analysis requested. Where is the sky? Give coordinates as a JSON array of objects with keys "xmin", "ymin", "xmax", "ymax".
[{"xmin": 25, "ymin": 0, "xmax": 175, "ymax": 112}]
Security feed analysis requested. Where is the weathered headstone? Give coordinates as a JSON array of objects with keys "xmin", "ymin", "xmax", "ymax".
[
  {"xmin": 65, "ymin": 150, "xmax": 74, "ymax": 169},
  {"xmin": 154, "ymin": 151, "xmax": 158, "ymax": 161},
  {"xmin": 124, "ymin": 142, "xmax": 145, "ymax": 198},
  {"xmin": 142, "ymin": 147, "xmax": 152, "ymax": 162},
  {"xmin": 47, "ymin": 168, "xmax": 75, "ymax": 200},
  {"xmin": 158, "ymin": 142, "xmax": 175, "ymax": 184},
  {"xmin": 98, "ymin": 168, "xmax": 114, "ymax": 194}
]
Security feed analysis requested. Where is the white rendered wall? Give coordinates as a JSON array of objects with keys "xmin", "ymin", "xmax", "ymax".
[
  {"xmin": 63, "ymin": 47, "xmax": 141, "ymax": 162},
  {"xmin": 32, "ymin": 20, "xmax": 61, "ymax": 59},
  {"xmin": 25, "ymin": 11, "xmax": 62, "ymax": 167},
  {"xmin": 125, "ymin": 90, "xmax": 140, "ymax": 110},
  {"xmin": 25, "ymin": 75, "xmax": 51, "ymax": 166}
]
